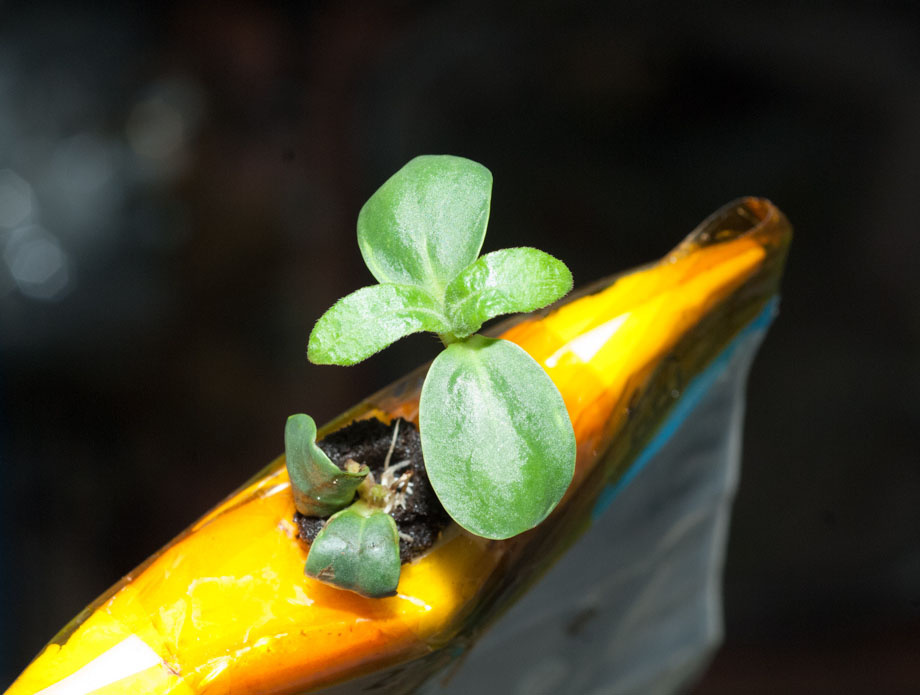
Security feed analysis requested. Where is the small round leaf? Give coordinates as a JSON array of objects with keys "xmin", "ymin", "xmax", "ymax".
[
  {"xmin": 445, "ymin": 247, "xmax": 573, "ymax": 338},
  {"xmin": 419, "ymin": 336, "xmax": 576, "ymax": 539},
  {"xmin": 305, "ymin": 501, "xmax": 401, "ymax": 598},
  {"xmin": 357, "ymin": 155, "xmax": 492, "ymax": 295}
]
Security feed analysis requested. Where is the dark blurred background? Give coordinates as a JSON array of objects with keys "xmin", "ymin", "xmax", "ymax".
[{"xmin": 1, "ymin": 1, "xmax": 918, "ymax": 692}]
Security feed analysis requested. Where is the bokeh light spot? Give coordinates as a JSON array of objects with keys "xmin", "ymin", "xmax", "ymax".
[
  {"xmin": 127, "ymin": 97, "xmax": 185, "ymax": 160},
  {"xmin": 3, "ymin": 225, "xmax": 71, "ymax": 300},
  {"xmin": 0, "ymin": 169, "xmax": 34, "ymax": 229}
]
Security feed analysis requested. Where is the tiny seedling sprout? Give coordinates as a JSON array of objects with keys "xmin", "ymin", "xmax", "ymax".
[{"xmin": 288, "ymin": 155, "xmax": 576, "ymax": 597}]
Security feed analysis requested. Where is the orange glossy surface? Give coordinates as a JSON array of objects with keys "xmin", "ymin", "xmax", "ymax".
[{"xmin": 7, "ymin": 200, "xmax": 784, "ymax": 695}]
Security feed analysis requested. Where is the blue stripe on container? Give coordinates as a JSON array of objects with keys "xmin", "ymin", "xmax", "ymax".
[{"xmin": 592, "ymin": 297, "xmax": 779, "ymax": 520}]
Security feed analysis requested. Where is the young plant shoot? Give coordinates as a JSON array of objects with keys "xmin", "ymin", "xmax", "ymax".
[
  {"xmin": 286, "ymin": 413, "xmax": 403, "ymax": 598},
  {"xmin": 292, "ymin": 154, "xmax": 576, "ymax": 597}
]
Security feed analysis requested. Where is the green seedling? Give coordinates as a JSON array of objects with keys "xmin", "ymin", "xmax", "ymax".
[
  {"xmin": 285, "ymin": 414, "xmax": 368, "ymax": 517},
  {"xmin": 304, "ymin": 500, "xmax": 401, "ymax": 599},
  {"xmin": 291, "ymin": 154, "xmax": 576, "ymax": 597},
  {"xmin": 286, "ymin": 414, "xmax": 408, "ymax": 598}
]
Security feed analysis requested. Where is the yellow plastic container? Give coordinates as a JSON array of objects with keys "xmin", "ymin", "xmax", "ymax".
[{"xmin": 6, "ymin": 198, "xmax": 790, "ymax": 695}]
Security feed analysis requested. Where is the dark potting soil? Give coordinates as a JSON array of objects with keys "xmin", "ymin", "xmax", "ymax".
[{"xmin": 294, "ymin": 417, "xmax": 451, "ymax": 563}]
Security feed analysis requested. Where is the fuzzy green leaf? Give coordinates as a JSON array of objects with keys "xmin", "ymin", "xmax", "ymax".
[
  {"xmin": 419, "ymin": 336, "xmax": 576, "ymax": 539},
  {"xmin": 357, "ymin": 155, "xmax": 492, "ymax": 296},
  {"xmin": 285, "ymin": 414, "xmax": 368, "ymax": 516},
  {"xmin": 305, "ymin": 501, "xmax": 401, "ymax": 598},
  {"xmin": 445, "ymin": 247, "xmax": 573, "ymax": 338},
  {"xmin": 308, "ymin": 284, "xmax": 449, "ymax": 366}
]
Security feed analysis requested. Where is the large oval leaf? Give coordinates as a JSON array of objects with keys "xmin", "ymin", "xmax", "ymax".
[
  {"xmin": 419, "ymin": 336, "xmax": 575, "ymax": 539},
  {"xmin": 357, "ymin": 155, "xmax": 492, "ymax": 296},
  {"xmin": 308, "ymin": 283, "xmax": 449, "ymax": 366},
  {"xmin": 285, "ymin": 414, "xmax": 368, "ymax": 516},
  {"xmin": 305, "ymin": 501, "xmax": 401, "ymax": 598},
  {"xmin": 445, "ymin": 247, "xmax": 573, "ymax": 338}
]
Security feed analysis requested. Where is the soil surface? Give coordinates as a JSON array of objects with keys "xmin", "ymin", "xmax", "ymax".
[{"xmin": 294, "ymin": 417, "xmax": 451, "ymax": 563}]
